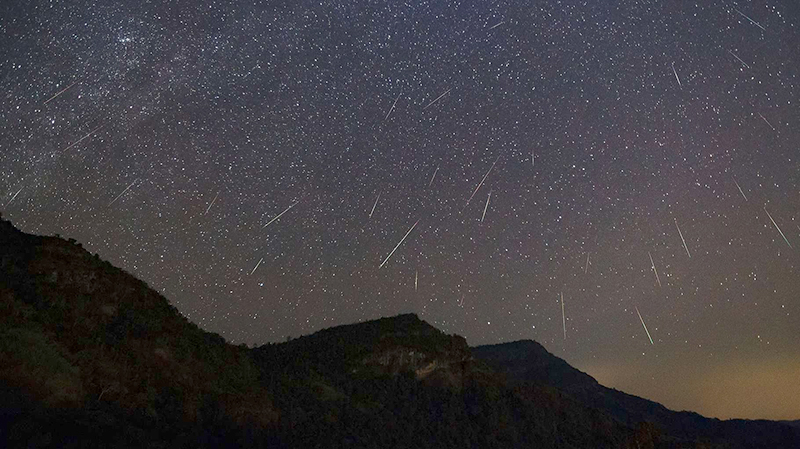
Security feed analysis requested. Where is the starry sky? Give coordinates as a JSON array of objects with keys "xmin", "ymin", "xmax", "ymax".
[{"xmin": 2, "ymin": 0, "xmax": 799, "ymax": 420}]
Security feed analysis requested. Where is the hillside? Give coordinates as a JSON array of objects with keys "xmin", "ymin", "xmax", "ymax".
[
  {"xmin": 473, "ymin": 341, "xmax": 800, "ymax": 449},
  {"xmin": 2, "ymin": 217, "xmax": 798, "ymax": 448}
]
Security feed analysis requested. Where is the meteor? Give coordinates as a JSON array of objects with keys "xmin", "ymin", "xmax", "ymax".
[
  {"xmin": 764, "ymin": 206, "xmax": 792, "ymax": 248},
  {"xmin": 733, "ymin": 177, "xmax": 747, "ymax": 201},
  {"xmin": 108, "ymin": 179, "xmax": 138, "ymax": 207},
  {"xmin": 369, "ymin": 192, "xmax": 380, "ymax": 218},
  {"xmin": 561, "ymin": 292, "xmax": 566, "ymax": 340},
  {"xmin": 250, "ymin": 257, "xmax": 264, "ymax": 275},
  {"xmin": 464, "ymin": 156, "xmax": 500, "ymax": 209},
  {"xmin": 5, "ymin": 188, "xmax": 22, "ymax": 207},
  {"xmin": 60, "ymin": 124, "xmax": 104, "ymax": 152},
  {"xmin": 263, "ymin": 201, "xmax": 298, "ymax": 229},
  {"xmin": 43, "ymin": 80, "xmax": 79, "ymax": 105},
  {"xmin": 384, "ymin": 92, "xmax": 401, "ymax": 121},
  {"xmin": 671, "ymin": 62, "xmax": 682, "ymax": 88},
  {"xmin": 428, "ymin": 166, "xmax": 439, "ymax": 188},
  {"xmin": 481, "ymin": 190, "xmax": 492, "ymax": 222},
  {"xmin": 674, "ymin": 218, "xmax": 691, "ymax": 258},
  {"xmin": 648, "ymin": 251, "xmax": 662, "ymax": 287},
  {"xmin": 635, "ymin": 306, "xmax": 654, "ymax": 345},
  {"xmin": 423, "ymin": 88, "xmax": 452, "ymax": 110},
  {"xmin": 379, "ymin": 219, "xmax": 420, "ymax": 268},
  {"xmin": 204, "ymin": 191, "xmax": 219, "ymax": 215}
]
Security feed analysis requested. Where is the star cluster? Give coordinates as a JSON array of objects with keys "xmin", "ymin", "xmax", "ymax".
[{"xmin": 2, "ymin": 0, "xmax": 799, "ymax": 420}]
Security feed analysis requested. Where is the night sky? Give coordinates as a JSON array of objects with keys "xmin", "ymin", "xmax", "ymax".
[{"xmin": 2, "ymin": 0, "xmax": 799, "ymax": 420}]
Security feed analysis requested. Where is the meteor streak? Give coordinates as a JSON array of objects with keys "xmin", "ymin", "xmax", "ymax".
[
  {"xmin": 733, "ymin": 177, "xmax": 747, "ymax": 201},
  {"xmin": 369, "ymin": 192, "xmax": 380, "ymax": 218},
  {"xmin": 379, "ymin": 219, "xmax": 419, "ymax": 268},
  {"xmin": 43, "ymin": 80, "xmax": 79, "ymax": 105},
  {"xmin": 758, "ymin": 112, "xmax": 776, "ymax": 131},
  {"xmin": 61, "ymin": 124, "xmax": 104, "ymax": 152},
  {"xmin": 584, "ymin": 252, "xmax": 590, "ymax": 274},
  {"xmin": 263, "ymin": 201, "xmax": 298, "ymax": 229},
  {"xmin": 428, "ymin": 166, "xmax": 439, "ymax": 188},
  {"xmin": 734, "ymin": 8, "xmax": 766, "ymax": 32},
  {"xmin": 108, "ymin": 179, "xmax": 138, "ymax": 207},
  {"xmin": 5, "ymin": 188, "xmax": 22, "ymax": 207},
  {"xmin": 764, "ymin": 207, "xmax": 792, "ymax": 248},
  {"xmin": 671, "ymin": 62, "xmax": 682, "ymax": 88},
  {"xmin": 648, "ymin": 251, "xmax": 662, "ymax": 287},
  {"xmin": 415, "ymin": 270, "xmax": 418, "ymax": 291},
  {"xmin": 728, "ymin": 50, "xmax": 750, "ymax": 69},
  {"xmin": 250, "ymin": 257, "xmax": 264, "ymax": 275},
  {"xmin": 384, "ymin": 93, "xmax": 401, "ymax": 121},
  {"xmin": 423, "ymin": 88, "xmax": 451, "ymax": 110},
  {"xmin": 635, "ymin": 306, "xmax": 654, "ymax": 345},
  {"xmin": 464, "ymin": 156, "xmax": 500, "ymax": 208},
  {"xmin": 674, "ymin": 218, "xmax": 691, "ymax": 258},
  {"xmin": 481, "ymin": 190, "xmax": 492, "ymax": 222},
  {"xmin": 488, "ymin": 21, "xmax": 505, "ymax": 30},
  {"xmin": 561, "ymin": 292, "xmax": 566, "ymax": 340},
  {"xmin": 204, "ymin": 192, "xmax": 219, "ymax": 215}
]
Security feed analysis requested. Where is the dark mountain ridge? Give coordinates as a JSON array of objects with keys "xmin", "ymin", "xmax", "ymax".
[{"xmin": 2, "ymin": 217, "xmax": 798, "ymax": 448}]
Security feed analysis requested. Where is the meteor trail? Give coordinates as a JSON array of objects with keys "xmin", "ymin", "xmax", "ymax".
[
  {"xmin": 428, "ymin": 166, "xmax": 439, "ymax": 188},
  {"xmin": 379, "ymin": 219, "xmax": 419, "ymax": 268},
  {"xmin": 671, "ymin": 62, "xmax": 682, "ymax": 88},
  {"xmin": 384, "ymin": 93, "xmax": 401, "ymax": 121},
  {"xmin": 648, "ymin": 251, "xmax": 662, "ymax": 287},
  {"xmin": 584, "ymin": 252, "xmax": 590, "ymax": 274},
  {"xmin": 488, "ymin": 21, "xmax": 505, "ymax": 30},
  {"xmin": 250, "ymin": 257, "xmax": 264, "ymax": 275},
  {"xmin": 108, "ymin": 179, "xmax": 138, "ymax": 207},
  {"xmin": 464, "ymin": 156, "xmax": 500, "ymax": 209},
  {"xmin": 5, "ymin": 188, "xmax": 22, "ymax": 208},
  {"xmin": 728, "ymin": 50, "xmax": 750, "ymax": 69},
  {"xmin": 734, "ymin": 8, "xmax": 766, "ymax": 32},
  {"xmin": 43, "ymin": 80, "xmax": 79, "ymax": 105},
  {"xmin": 635, "ymin": 306, "xmax": 654, "ymax": 345},
  {"xmin": 204, "ymin": 192, "xmax": 219, "ymax": 215},
  {"xmin": 481, "ymin": 190, "xmax": 492, "ymax": 222},
  {"xmin": 733, "ymin": 177, "xmax": 747, "ymax": 201},
  {"xmin": 674, "ymin": 218, "xmax": 691, "ymax": 258},
  {"xmin": 758, "ymin": 112, "xmax": 776, "ymax": 131},
  {"xmin": 764, "ymin": 207, "xmax": 792, "ymax": 248},
  {"xmin": 423, "ymin": 88, "xmax": 451, "ymax": 110},
  {"xmin": 369, "ymin": 192, "xmax": 380, "ymax": 218},
  {"xmin": 61, "ymin": 124, "xmax": 104, "ymax": 152},
  {"xmin": 561, "ymin": 292, "xmax": 566, "ymax": 340},
  {"xmin": 262, "ymin": 201, "xmax": 298, "ymax": 229},
  {"xmin": 415, "ymin": 270, "xmax": 418, "ymax": 291}
]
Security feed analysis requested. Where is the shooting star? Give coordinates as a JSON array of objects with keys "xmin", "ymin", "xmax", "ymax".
[
  {"xmin": 734, "ymin": 8, "xmax": 766, "ymax": 32},
  {"xmin": 464, "ymin": 156, "xmax": 500, "ymax": 208},
  {"xmin": 250, "ymin": 257, "xmax": 264, "ymax": 275},
  {"xmin": 561, "ymin": 292, "xmax": 566, "ymax": 340},
  {"xmin": 384, "ymin": 92, "xmax": 401, "ymax": 121},
  {"xmin": 758, "ymin": 112, "xmax": 776, "ymax": 131},
  {"xmin": 733, "ymin": 177, "xmax": 747, "ymax": 201},
  {"xmin": 487, "ymin": 21, "xmax": 505, "ymax": 30},
  {"xmin": 671, "ymin": 62, "xmax": 682, "ymax": 88},
  {"xmin": 379, "ymin": 219, "xmax": 419, "ymax": 268},
  {"xmin": 428, "ymin": 166, "xmax": 439, "ymax": 188},
  {"xmin": 263, "ymin": 201, "xmax": 298, "ymax": 229},
  {"xmin": 635, "ymin": 306, "xmax": 654, "ymax": 345},
  {"xmin": 764, "ymin": 206, "xmax": 792, "ymax": 248},
  {"xmin": 204, "ymin": 191, "xmax": 220, "ymax": 215},
  {"xmin": 584, "ymin": 252, "xmax": 590, "ymax": 274},
  {"xmin": 531, "ymin": 148, "xmax": 535, "ymax": 167},
  {"xmin": 60, "ymin": 124, "xmax": 104, "ymax": 152},
  {"xmin": 481, "ymin": 190, "xmax": 492, "ymax": 222},
  {"xmin": 674, "ymin": 218, "xmax": 691, "ymax": 258},
  {"xmin": 415, "ymin": 270, "xmax": 418, "ymax": 291},
  {"xmin": 728, "ymin": 50, "xmax": 750, "ymax": 69},
  {"xmin": 43, "ymin": 80, "xmax": 79, "ymax": 105},
  {"xmin": 108, "ymin": 179, "xmax": 138, "ymax": 207},
  {"xmin": 5, "ymin": 188, "xmax": 22, "ymax": 208},
  {"xmin": 422, "ymin": 88, "xmax": 452, "ymax": 110},
  {"xmin": 648, "ymin": 251, "xmax": 662, "ymax": 287},
  {"xmin": 369, "ymin": 192, "xmax": 380, "ymax": 218}
]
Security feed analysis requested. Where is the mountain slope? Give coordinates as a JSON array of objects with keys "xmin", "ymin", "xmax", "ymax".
[{"xmin": 473, "ymin": 340, "xmax": 800, "ymax": 449}]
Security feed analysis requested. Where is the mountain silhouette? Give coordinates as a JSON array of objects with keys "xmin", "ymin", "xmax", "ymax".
[{"xmin": 1, "ymin": 216, "xmax": 798, "ymax": 448}]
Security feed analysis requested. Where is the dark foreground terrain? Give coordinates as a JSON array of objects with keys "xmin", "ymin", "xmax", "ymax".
[{"xmin": 2, "ymin": 217, "xmax": 799, "ymax": 448}]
